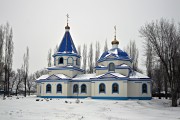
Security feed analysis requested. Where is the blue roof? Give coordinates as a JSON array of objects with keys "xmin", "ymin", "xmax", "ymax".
[
  {"xmin": 57, "ymin": 31, "xmax": 78, "ymax": 54},
  {"xmin": 98, "ymin": 48, "xmax": 131, "ymax": 62}
]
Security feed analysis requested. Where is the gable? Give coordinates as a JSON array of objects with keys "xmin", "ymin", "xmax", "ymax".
[
  {"xmin": 46, "ymin": 75, "xmax": 61, "ymax": 80},
  {"xmin": 97, "ymin": 73, "xmax": 119, "ymax": 79}
]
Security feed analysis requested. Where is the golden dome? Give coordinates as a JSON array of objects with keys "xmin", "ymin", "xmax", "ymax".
[{"xmin": 111, "ymin": 38, "xmax": 119, "ymax": 45}]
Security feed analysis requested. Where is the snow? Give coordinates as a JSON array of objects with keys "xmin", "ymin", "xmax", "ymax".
[
  {"xmin": 0, "ymin": 96, "xmax": 180, "ymax": 120},
  {"xmin": 110, "ymin": 72, "xmax": 126, "ymax": 77},
  {"xmin": 130, "ymin": 71, "xmax": 149, "ymax": 79},
  {"xmin": 73, "ymin": 74, "xmax": 96, "ymax": 80},
  {"xmin": 36, "ymin": 74, "xmax": 69, "ymax": 81},
  {"xmin": 56, "ymin": 74, "xmax": 69, "ymax": 79},
  {"xmin": 36, "ymin": 74, "xmax": 49, "ymax": 80}
]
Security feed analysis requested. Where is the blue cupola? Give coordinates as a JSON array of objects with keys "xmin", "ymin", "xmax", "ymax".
[{"xmin": 57, "ymin": 24, "xmax": 78, "ymax": 54}]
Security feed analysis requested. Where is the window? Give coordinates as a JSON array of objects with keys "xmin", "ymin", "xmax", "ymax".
[
  {"xmin": 73, "ymin": 84, "xmax": 78, "ymax": 93},
  {"xmin": 99, "ymin": 83, "xmax": 105, "ymax": 93},
  {"xmin": 57, "ymin": 84, "xmax": 62, "ymax": 93},
  {"xmin": 67, "ymin": 57, "xmax": 73, "ymax": 65},
  {"xmin": 142, "ymin": 83, "xmax": 147, "ymax": 93},
  {"xmin": 46, "ymin": 84, "xmax": 51, "ymax": 93},
  {"xmin": 81, "ymin": 84, "xmax": 86, "ymax": 93},
  {"xmin": 109, "ymin": 63, "xmax": 115, "ymax": 71},
  {"xmin": 112, "ymin": 83, "xmax": 119, "ymax": 93},
  {"xmin": 58, "ymin": 57, "xmax": 63, "ymax": 64}
]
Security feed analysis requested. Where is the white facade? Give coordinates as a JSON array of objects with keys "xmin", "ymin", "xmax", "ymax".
[{"xmin": 36, "ymin": 23, "xmax": 152, "ymax": 100}]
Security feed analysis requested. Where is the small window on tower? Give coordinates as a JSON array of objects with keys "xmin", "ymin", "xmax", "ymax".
[{"xmin": 59, "ymin": 57, "xmax": 63, "ymax": 64}]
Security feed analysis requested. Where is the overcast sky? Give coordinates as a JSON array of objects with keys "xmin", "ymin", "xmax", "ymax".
[{"xmin": 0, "ymin": 0, "xmax": 180, "ymax": 74}]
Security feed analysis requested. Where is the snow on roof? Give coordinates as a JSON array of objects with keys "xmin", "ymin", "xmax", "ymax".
[
  {"xmin": 36, "ymin": 74, "xmax": 69, "ymax": 81},
  {"xmin": 130, "ymin": 71, "xmax": 149, "ymax": 79},
  {"xmin": 56, "ymin": 74, "xmax": 69, "ymax": 79},
  {"xmin": 110, "ymin": 72, "xmax": 126, "ymax": 77},
  {"xmin": 73, "ymin": 73, "xmax": 96, "ymax": 80},
  {"xmin": 95, "ymin": 72, "xmax": 126, "ymax": 78},
  {"xmin": 36, "ymin": 74, "xmax": 49, "ymax": 80}
]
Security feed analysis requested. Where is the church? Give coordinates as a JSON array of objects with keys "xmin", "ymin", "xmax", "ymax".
[{"xmin": 36, "ymin": 19, "xmax": 152, "ymax": 100}]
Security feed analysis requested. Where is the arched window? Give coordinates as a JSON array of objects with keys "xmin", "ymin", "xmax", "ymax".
[
  {"xmin": 58, "ymin": 57, "xmax": 63, "ymax": 64},
  {"xmin": 112, "ymin": 83, "xmax": 119, "ymax": 93},
  {"xmin": 142, "ymin": 83, "xmax": 147, "ymax": 93},
  {"xmin": 46, "ymin": 84, "xmax": 51, "ymax": 93},
  {"xmin": 99, "ymin": 83, "xmax": 106, "ymax": 93},
  {"xmin": 73, "ymin": 84, "xmax": 78, "ymax": 93},
  {"xmin": 67, "ymin": 57, "xmax": 73, "ymax": 65},
  {"xmin": 81, "ymin": 84, "xmax": 86, "ymax": 93},
  {"xmin": 57, "ymin": 84, "xmax": 62, "ymax": 93},
  {"xmin": 109, "ymin": 63, "xmax": 115, "ymax": 71}
]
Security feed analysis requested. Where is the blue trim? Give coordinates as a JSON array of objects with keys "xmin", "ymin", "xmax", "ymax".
[
  {"xmin": 38, "ymin": 96, "xmax": 152, "ymax": 100},
  {"xmin": 47, "ymin": 66, "xmax": 84, "ymax": 72},
  {"xmin": 92, "ymin": 97, "xmax": 152, "ymax": 100},
  {"xmin": 53, "ymin": 53, "xmax": 80, "ymax": 58},
  {"xmin": 67, "ymin": 57, "xmax": 74, "ymax": 65},
  {"xmin": 39, "ymin": 96, "xmax": 90, "ymax": 98},
  {"xmin": 99, "ymin": 83, "xmax": 106, "ymax": 93},
  {"xmin": 112, "ymin": 83, "xmax": 119, "ymax": 94}
]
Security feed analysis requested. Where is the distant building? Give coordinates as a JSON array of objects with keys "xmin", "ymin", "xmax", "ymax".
[{"xmin": 36, "ymin": 20, "xmax": 152, "ymax": 100}]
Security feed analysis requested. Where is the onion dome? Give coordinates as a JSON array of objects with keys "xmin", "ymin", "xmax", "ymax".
[
  {"xmin": 111, "ymin": 38, "xmax": 119, "ymax": 45},
  {"xmin": 65, "ymin": 23, "xmax": 70, "ymax": 30},
  {"xmin": 98, "ymin": 48, "xmax": 130, "ymax": 62}
]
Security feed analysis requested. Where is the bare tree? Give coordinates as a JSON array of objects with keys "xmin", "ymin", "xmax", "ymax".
[
  {"xmin": 27, "ymin": 74, "xmax": 35, "ymax": 95},
  {"xmin": 95, "ymin": 41, "xmax": 100, "ymax": 66},
  {"xmin": 15, "ymin": 68, "xmax": 23, "ymax": 96},
  {"xmin": 140, "ymin": 18, "xmax": 180, "ymax": 106},
  {"xmin": 47, "ymin": 48, "xmax": 52, "ymax": 67},
  {"xmin": 0, "ymin": 25, "xmax": 4, "ymax": 84},
  {"xmin": 77, "ymin": 45, "xmax": 81, "ymax": 67},
  {"xmin": 4, "ymin": 23, "xmax": 14, "ymax": 96},
  {"xmin": 124, "ymin": 40, "xmax": 139, "ymax": 71},
  {"xmin": 88, "ymin": 43, "xmax": 94, "ymax": 73},
  {"xmin": 103, "ymin": 39, "xmax": 108, "ymax": 52},
  {"xmin": 82, "ymin": 44, "xmax": 87, "ymax": 73},
  {"xmin": 23, "ymin": 47, "xmax": 29, "ymax": 97}
]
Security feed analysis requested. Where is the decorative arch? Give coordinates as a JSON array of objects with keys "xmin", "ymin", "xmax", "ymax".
[
  {"xmin": 57, "ymin": 84, "xmax": 62, "ymax": 93},
  {"xmin": 108, "ymin": 62, "xmax": 115, "ymax": 72},
  {"xmin": 58, "ymin": 57, "xmax": 64, "ymax": 64},
  {"xmin": 112, "ymin": 83, "xmax": 119, "ymax": 93},
  {"xmin": 81, "ymin": 84, "xmax": 87, "ymax": 93},
  {"xmin": 46, "ymin": 84, "xmax": 51, "ymax": 93},
  {"xmin": 73, "ymin": 84, "xmax": 78, "ymax": 93},
  {"xmin": 142, "ymin": 83, "xmax": 147, "ymax": 93},
  {"xmin": 67, "ymin": 57, "xmax": 74, "ymax": 65},
  {"xmin": 99, "ymin": 83, "xmax": 106, "ymax": 93}
]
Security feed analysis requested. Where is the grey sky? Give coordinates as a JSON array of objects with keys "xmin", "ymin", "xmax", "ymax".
[{"xmin": 0, "ymin": 0, "xmax": 180, "ymax": 74}]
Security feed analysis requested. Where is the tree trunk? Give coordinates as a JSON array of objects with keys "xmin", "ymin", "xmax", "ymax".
[{"xmin": 171, "ymin": 89, "xmax": 177, "ymax": 107}]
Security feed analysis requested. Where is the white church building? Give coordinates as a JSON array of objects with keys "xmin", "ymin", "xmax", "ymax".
[{"xmin": 36, "ymin": 20, "xmax": 152, "ymax": 100}]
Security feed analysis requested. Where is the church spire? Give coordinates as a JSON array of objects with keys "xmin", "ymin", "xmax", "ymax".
[
  {"xmin": 65, "ymin": 14, "xmax": 70, "ymax": 30},
  {"xmin": 111, "ymin": 26, "xmax": 119, "ymax": 48}
]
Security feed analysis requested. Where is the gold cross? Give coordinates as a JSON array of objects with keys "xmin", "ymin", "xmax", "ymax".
[
  {"xmin": 114, "ymin": 26, "xmax": 116, "ymax": 39},
  {"xmin": 66, "ymin": 14, "xmax": 69, "ymax": 24}
]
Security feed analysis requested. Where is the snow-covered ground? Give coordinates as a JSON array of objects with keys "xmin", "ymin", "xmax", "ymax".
[{"xmin": 0, "ymin": 96, "xmax": 180, "ymax": 120}]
